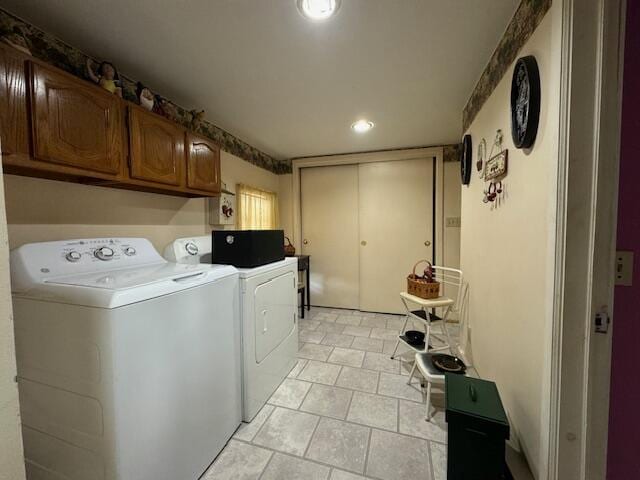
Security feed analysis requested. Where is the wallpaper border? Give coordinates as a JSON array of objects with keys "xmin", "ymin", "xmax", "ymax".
[{"xmin": 462, "ymin": 0, "xmax": 552, "ymax": 132}]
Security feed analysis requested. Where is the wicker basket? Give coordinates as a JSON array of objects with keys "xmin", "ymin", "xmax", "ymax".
[
  {"xmin": 407, "ymin": 260, "xmax": 440, "ymax": 299},
  {"xmin": 284, "ymin": 236, "xmax": 296, "ymax": 256}
]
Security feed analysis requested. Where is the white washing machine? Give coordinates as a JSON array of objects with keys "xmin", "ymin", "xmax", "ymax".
[
  {"xmin": 165, "ymin": 235, "xmax": 298, "ymax": 421},
  {"xmin": 10, "ymin": 238, "xmax": 241, "ymax": 480}
]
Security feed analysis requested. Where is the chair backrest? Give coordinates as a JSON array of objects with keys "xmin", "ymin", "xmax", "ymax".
[{"xmin": 431, "ymin": 266, "xmax": 465, "ymax": 312}]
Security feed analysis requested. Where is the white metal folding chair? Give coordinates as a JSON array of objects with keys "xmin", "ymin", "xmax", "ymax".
[{"xmin": 390, "ymin": 266, "xmax": 464, "ymax": 360}]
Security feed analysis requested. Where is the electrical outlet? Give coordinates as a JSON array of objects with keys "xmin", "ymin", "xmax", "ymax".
[
  {"xmin": 446, "ymin": 217, "xmax": 461, "ymax": 228},
  {"xmin": 615, "ymin": 251, "xmax": 633, "ymax": 286}
]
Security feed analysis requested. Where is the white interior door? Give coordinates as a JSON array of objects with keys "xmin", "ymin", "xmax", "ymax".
[
  {"xmin": 358, "ymin": 158, "xmax": 434, "ymax": 313},
  {"xmin": 300, "ymin": 165, "xmax": 359, "ymax": 309}
]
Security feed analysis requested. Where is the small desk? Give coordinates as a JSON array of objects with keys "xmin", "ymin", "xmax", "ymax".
[{"xmin": 292, "ymin": 254, "xmax": 310, "ymax": 310}]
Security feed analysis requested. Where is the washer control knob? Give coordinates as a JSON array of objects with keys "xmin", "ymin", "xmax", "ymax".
[
  {"xmin": 123, "ymin": 247, "xmax": 136, "ymax": 256},
  {"xmin": 185, "ymin": 242, "xmax": 199, "ymax": 256},
  {"xmin": 95, "ymin": 246, "xmax": 115, "ymax": 261},
  {"xmin": 65, "ymin": 251, "xmax": 82, "ymax": 262}
]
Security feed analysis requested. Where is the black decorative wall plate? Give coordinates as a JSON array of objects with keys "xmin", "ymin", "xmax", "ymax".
[
  {"xmin": 460, "ymin": 134, "xmax": 472, "ymax": 185},
  {"xmin": 510, "ymin": 55, "xmax": 540, "ymax": 149}
]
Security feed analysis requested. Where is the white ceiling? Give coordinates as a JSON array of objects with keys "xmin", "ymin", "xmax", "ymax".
[{"xmin": 1, "ymin": 0, "xmax": 518, "ymax": 160}]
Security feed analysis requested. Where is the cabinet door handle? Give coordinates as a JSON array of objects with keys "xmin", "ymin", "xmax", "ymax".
[
  {"xmin": 424, "ymin": 241, "xmax": 431, "ymax": 247},
  {"xmin": 361, "ymin": 240, "xmax": 367, "ymax": 246},
  {"xmin": 303, "ymin": 239, "xmax": 309, "ymax": 245}
]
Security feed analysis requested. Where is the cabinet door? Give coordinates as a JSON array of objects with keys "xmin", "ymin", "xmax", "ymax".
[
  {"xmin": 0, "ymin": 44, "xmax": 29, "ymax": 157},
  {"xmin": 186, "ymin": 133, "xmax": 220, "ymax": 193},
  {"xmin": 128, "ymin": 106, "xmax": 184, "ymax": 186},
  {"xmin": 30, "ymin": 62, "xmax": 123, "ymax": 175}
]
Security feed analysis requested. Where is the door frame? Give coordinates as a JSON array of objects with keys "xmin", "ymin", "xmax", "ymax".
[
  {"xmin": 291, "ymin": 147, "xmax": 445, "ymax": 280},
  {"xmin": 549, "ymin": 0, "xmax": 625, "ymax": 477}
]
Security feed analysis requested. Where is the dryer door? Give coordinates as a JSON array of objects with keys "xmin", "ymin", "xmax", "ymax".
[{"xmin": 254, "ymin": 271, "xmax": 296, "ymax": 363}]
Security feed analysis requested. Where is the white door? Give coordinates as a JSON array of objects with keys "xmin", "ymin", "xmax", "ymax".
[
  {"xmin": 301, "ymin": 165, "xmax": 359, "ymax": 309},
  {"xmin": 358, "ymin": 158, "xmax": 434, "ymax": 313}
]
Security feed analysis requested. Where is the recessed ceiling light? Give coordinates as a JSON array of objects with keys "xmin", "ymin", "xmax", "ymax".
[
  {"xmin": 297, "ymin": 0, "xmax": 341, "ymax": 21},
  {"xmin": 351, "ymin": 120, "xmax": 374, "ymax": 133}
]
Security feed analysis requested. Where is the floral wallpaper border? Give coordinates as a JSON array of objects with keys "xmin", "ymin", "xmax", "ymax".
[
  {"xmin": 462, "ymin": 0, "xmax": 552, "ymax": 132},
  {"xmin": 443, "ymin": 144, "xmax": 462, "ymax": 163},
  {"xmin": 0, "ymin": 8, "xmax": 291, "ymax": 175}
]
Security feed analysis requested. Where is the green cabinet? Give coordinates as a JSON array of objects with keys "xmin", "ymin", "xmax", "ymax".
[{"xmin": 445, "ymin": 373, "xmax": 510, "ymax": 479}]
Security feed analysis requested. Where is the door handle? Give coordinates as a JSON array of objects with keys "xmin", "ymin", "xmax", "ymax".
[
  {"xmin": 424, "ymin": 241, "xmax": 431, "ymax": 247},
  {"xmin": 303, "ymin": 239, "xmax": 309, "ymax": 245}
]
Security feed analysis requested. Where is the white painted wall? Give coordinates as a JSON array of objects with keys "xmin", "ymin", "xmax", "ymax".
[
  {"xmin": 460, "ymin": 10, "xmax": 560, "ymax": 478},
  {"xmin": 0, "ymin": 161, "xmax": 26, "ymax": 480},
  {"xmin": 279, "ymin": 173, "xmax": 294, "ymax": 244},
  {"xmin": 3, "ymin": 151, "xmax": 280, "ymax": 251},
  {"xmin": 443, "ymin": 161, "xmax": 461, "ymax": 270}
]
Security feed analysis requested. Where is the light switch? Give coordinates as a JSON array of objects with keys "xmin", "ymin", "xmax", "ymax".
[
  {"xmin": 446, "ymin": 217, "xmax": 461, "ymax": 228},
  {"xmin": 615, "ymin": 251, "xmax": 633, "ymax": 286}
]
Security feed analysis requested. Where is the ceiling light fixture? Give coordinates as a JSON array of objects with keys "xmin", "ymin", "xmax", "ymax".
[
  {"xmin": 297, "ymin": 0, "xmax": 341, "ymax": 21},
  {"xmin": 351, "ymin": 120, "xmax": 374, "ymax": 133}
]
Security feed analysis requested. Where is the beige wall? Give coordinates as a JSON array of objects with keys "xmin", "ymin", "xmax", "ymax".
[
  {"xmin": 443, "ymin": 161, "xmax": 461, "ymax": 270},
  {"xmin": 278, "ymin": 174, "xmax": 294, "ymax": 242},
  {"xmin": 3, "ymin": 151, "xmax": 280, "ymax": 251},
  {"xmin": 460, "ymin": 11, "xmax": 559, "ymax": 478},
  {"xmin": 0, "ymin": 163, "xmax": 26, "ymax": 480},
  {"xmin": 219, "ymin": 150, "xmax": 280, "ymax": 196}
]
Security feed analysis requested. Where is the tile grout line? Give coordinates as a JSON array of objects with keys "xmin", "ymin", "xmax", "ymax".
[
  {"xmin": 235, "ymin": 437, "xmax": 339, "ymax": 478},
  {"xmin": 255, "ymin": 448, "xmax": 276, "ymax": 480},
  {"xmin": 248, "ymin": 402, "xmax": 278, "ymax": 443},
  {"xmin": 301, "ymin": 413, "xmax": 322, "ymax": 459},
  {"xmin": 363, "ymin": 426, "xmax": 374, "ymax": 479},
  {"xmin": 299, "ymin": 353, "xmax": 434, "ymax": 404},
  {"xmin": 259, "ymin": 403, "xmax": 444, "ymax": 445},
  {"xmin": 426, "ymin": 439, "xmax": 437, "ymax": 480}
]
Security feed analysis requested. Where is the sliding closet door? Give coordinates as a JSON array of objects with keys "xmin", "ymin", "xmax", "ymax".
[
  {"xmin": 300, "ymin": 165, "xmax": 360, "ymax": 309},
  {"xmin": 358, "ymin": 158, "xmax": 434, "ymax": 313}
]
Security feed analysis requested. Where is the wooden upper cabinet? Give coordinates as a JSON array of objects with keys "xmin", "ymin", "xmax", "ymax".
[
  {"xmin": 29, "ymin": 62, "xmax": 123, "ymax": 175},
  {"xmin": 186, "ymin": 133, "xmax": 221, "ymax": 193},
  {"xmin": 0, "ymin": 44, "xmax": 29, "ymax": 157},
  {"xmin": 128, "ymin": 106, "xmax": 185, "ymax": 186}
]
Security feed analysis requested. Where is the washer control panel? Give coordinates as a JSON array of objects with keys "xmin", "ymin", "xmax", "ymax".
[
  {"xmin": 61, "ymin": 240, "xmax": 139, "ymax": 263},
  {"xmin": 11, "ymin": 238, "xmax": 165, "ymax": 284}
]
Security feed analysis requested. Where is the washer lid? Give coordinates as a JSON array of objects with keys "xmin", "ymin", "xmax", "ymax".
[
  {"xmin": 10, "ymin": 237, "xmax": 237, "ymax": 308},
  {"xmin": 16, "ymin": 263, "xmax": 237, "ymax": 309},
  {"xmin": 45, "ymin": 262, "xmax": 228, "ymax": 290}
]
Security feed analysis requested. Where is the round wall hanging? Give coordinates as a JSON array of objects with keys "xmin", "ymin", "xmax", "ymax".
[
  {"xmin": 510, "ymin": 55, "xmax": 541, "ymax": 149},
  {"xmin": 460, "ymin": 134, "xmax": 472, "ymax": 185}
]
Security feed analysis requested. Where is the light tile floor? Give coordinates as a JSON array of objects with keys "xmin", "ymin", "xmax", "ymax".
[{"xmin": 204, "ymin": 306, "xmax": 473, "ymax": 480}]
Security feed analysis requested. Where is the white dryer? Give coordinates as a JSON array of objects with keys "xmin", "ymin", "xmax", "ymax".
[
  {"xmin": 10, "ymin": 238, "xmax": 241, "ymax": 480},
  {"xmin": 165, "ymin": 235, "xmax": 298, "ymax": 421}
]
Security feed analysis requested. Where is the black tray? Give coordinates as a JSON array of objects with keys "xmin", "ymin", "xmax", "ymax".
[{"xmin": 432, "ymin": 354, "xmax": 467, "ymax": 374}]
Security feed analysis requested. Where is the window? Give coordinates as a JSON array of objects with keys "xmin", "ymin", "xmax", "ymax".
[{"xmin": 236, "ymin": 184, "xmax": 279, "ymax": 230}]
